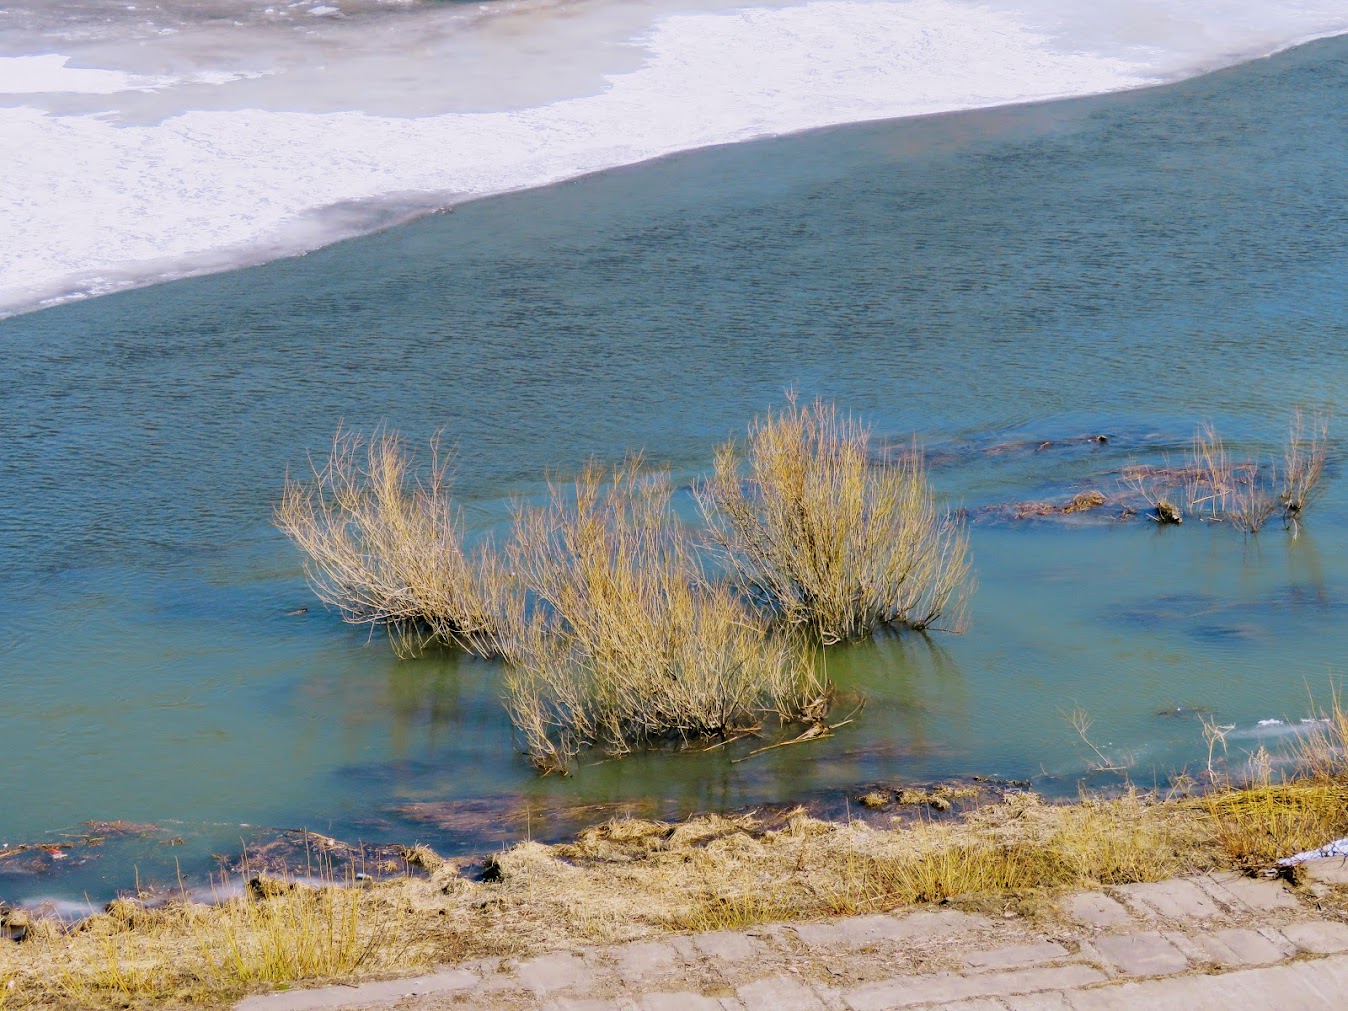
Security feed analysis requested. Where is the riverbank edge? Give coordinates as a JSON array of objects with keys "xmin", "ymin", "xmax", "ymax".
[{"xmin": 4, "ymin": 775, "xmax": 1348, "ymax": 1009}]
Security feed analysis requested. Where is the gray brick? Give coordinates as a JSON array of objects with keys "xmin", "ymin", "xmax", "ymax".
[
  {"xmin": 691, "ymin": 930, "xmax": 767, "ymax": 961},
  {"xmin": 842, "ymin": 964, "xmax": 1105, "ymax": 1010},
  {"xmin": 1278, "ymin": 919, "xmax": 1348, "ymax": 954},
  {"xmin": 1090, "ymin": 931, "xmax": 1189, "ymax": 976},
  {"xmin": 737, "ymin": 974, "xmax": 827, "ymax": 1010},
  {"xmin": 234, "ymin": 968, "xmax": 479, "ymax": 1010},
  {"xmin": 1298, "ymin": 857, "xmax": 1348, "ymax": 887},
  {"xmin": 1004, "ymin": 994, "xmax": 1077, "ymax": 1010},
  {"xmin": 1198, "ymin": 871, "xmax": 1301, "ymax": 912},
  {"xmin": 543, "ymin": 999, "xmax": 635, "ymax": 1011},
  {"xmin": 1114, "ymin": 879, "xmax": 1222, "ymax": 920},
  {"xmin": 639, "ymin": 994, "xmax": 728, "ymax": 1011},
  {"xmin": 1063, "ymin": 891, "xmax": 1132, "ymax": 928},
  {"xmin": 1066, "ymin": 954, "xmax": 1348, "ymax": 1009},
  {"xmin": 794, "ymin": 910, "xmax": 985, "ymax": 948},
  {"xmin": 1194, "ymin": 927, "xmax": 1294, "ymax": 967},
  {"xmin": 516, "ymin": 952, "xmax": 591, "ymax": 995},
  {"xmin": 1156, "ymin": 930, "xmax": 1207, "ymax": 965},
  {"xmin": 611, "ymin": 941, "xmax": 680, "ymax": 982},
  {"xmin": 964, "ymin": 941, "xmax": 1070, "ymax": 970}
]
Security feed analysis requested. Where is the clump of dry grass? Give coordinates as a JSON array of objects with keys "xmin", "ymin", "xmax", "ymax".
[
  {"xmin": 699, "ymin": 396, "xmax": 972, "ymax": 643},
  {"xmin": 1119, "ymin": 464, "xmax": 1184, "ymax": 524},
  {"xmin": 502, "ymin": 457, "xmax": 829, "ymax": 772},
  {"xmin": 659, "ymin": 790, "xmax": 1214, "ymax": 931},
  {"xmin": 1184, "ymin": 421, "xmax": 1278, "ymax": 533},
  {"xmin": 1062, "ymin": 490, "xmax": 1107, "ymax": 514},
  {"xmin": 1182, "ymin": 420, "xmax": 1235, "ymax": 521},
  {"xmin": 0, "ymin": 960, "xmax": 17, "ymax": 1010},
  {"xmin": 1198, "ymin": 689, "xmax": 1348, "ymax": 869},
  {"xmin": 275, "ymin": 427, "xmax": 509, "ymax": 657},
  {"xmin": 1, "ymin": 870, "xmax": 438, "ymax": 1010},
  {"xmin": 1188, "ymin": 414, "xmax": 1333, "ymax": 533},
  {"xmin": 1205, "ymin": 781, "xmax": 1348, "ymax": 871},
  {"xmin": 1287, "ymin": 687, "xmax": 1348, "ymax": 782}
]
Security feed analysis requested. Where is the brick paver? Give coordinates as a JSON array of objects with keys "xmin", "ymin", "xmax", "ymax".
[
  {"xmin": 236, "ymin": 872, "xmax": 1348, "ymax": 1011},
  {"xmin": 1062, "ymin": 891, "xmax": 1131, "ymax": 929},
  {"xmin": 963, "ymin": 941, "xmax": 1070, "ymax": 971},
  {"xmin": 1115, "ymin": 879, "xmax": 1222, "ymax": 920}
]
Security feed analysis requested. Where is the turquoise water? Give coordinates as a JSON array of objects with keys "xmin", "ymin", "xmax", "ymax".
[{"xmin": 2, "ymin": 37, "xmax": 1346, "ymax": 903}]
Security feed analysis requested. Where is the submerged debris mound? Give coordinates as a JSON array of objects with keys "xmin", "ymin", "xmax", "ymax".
[
  {"xmin": 980, "ymin": 489, "xmax": 1115, "ymax": 523},
  {"xmin": 851, "ymin": 782, "xmax": 990, "ymax": 816}
]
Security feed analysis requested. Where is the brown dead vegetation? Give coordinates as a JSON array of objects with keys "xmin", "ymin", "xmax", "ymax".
[
  {"xmin": 500, "ymin": 456, "xmax": 829, "ymax": 772},
  {"xmin": 275, "ymin": 427, "xmax": 509, "ymax": 657},
  {"xmin": 994, "ymin": 489, "xmax": 1110, "ymax": 521},
  {"xmin": 278, "ymin": 400, "xmax": 974, "ymax": 769},
  {"xmin": 854, "ymin": 784, "xmax": 982, "ymax": 813},
  {"xmin": 699, "ymin": 395, "xmax": 972, "ymax": 642}
]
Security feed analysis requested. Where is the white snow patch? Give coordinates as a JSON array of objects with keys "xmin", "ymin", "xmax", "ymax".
[
  {"xmin": 0, "ymin": 53, "xmax": 266, "ymax": 95},
  {"xmin": 2, "ymin": 0, "xmax": 1348, "ymax": 316},
  {"xmin": 0, "ymin": 54, "xmax": 166, "ymax": 94}
]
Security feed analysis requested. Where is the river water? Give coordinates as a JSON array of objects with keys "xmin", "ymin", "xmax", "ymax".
[{"xmin": 1, "ymin": 35, "xmax": 1346, "ymax": 905}]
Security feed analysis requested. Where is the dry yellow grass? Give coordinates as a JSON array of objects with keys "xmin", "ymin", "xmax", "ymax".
[
  {"xmin": 275, "ymin": 427, "xmax": 509, "ymax": 657},
  {"xmin": 0, "ymin": 962, "xmax": 17, "ymax": 1010},
  {"xmin": 699, "ymin": 396, "xmax": 972, "ymax": 643},
  {"xmin": 501, "ymin": 456, "xmax": 829, "ymax": 772},
  {"xmin": 0, "ymin": 873, "xmax": 438, "ymax": 1010},
  {"xmin": 1199, "ymin": 690, "xmax": 1348, "ymax": 869},
  {"xmin": 1205, "ymin": 781, "xmax": 1348, "ymax": 871},
  {"xmin": 1188, "ymin": 421, "xmax": 1283, "ymax": 532}
]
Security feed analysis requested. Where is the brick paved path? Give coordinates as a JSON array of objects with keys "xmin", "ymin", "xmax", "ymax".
[{"xmin": 237, "ymin": 858, "xmax": 1348, "ymax": 1011}]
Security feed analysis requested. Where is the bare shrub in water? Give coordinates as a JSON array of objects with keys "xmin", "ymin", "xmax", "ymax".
[
  {"xmin": 501, "ymin": 457, "xmax": 828, "ymax": 773},
  {"xmin": 275, "ymin": 427, "xmax": 508, "ymax": 657},
  {"xmin": 1126, "ymin": 414, "xmax": 1330, "ymax": 534},
  {"xmin": 1282, "ymin": 409, "xmax": 1329, "ymax": 532},
  {"xmin": 698, "ymin": 396, "xmax": 971, "ymax": 643},
  {"xmin": 1181, "ymin": 421, "xmax": 1233, "ymax": 521},
  {"xmin": 1184, "ymin": 421, "xmax": 1278, "ymax": 533}
]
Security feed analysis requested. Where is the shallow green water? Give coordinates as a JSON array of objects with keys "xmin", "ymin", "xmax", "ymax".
[{"xmin": 2, "ymin": 37, "xmax": 1347, "ymax": 904}]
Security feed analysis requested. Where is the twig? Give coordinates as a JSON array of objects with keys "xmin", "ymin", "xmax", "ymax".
[
  {"xmin": 694, "ymin": 733, "xmax": 756, "ymax": 754},
  {"xmin": 731, "ymin": 715, "xmax": 858, "ymax": 763},
  {"xmin": 1068, "ymin": 705, "xmax": 1132, "ymax": 772}
]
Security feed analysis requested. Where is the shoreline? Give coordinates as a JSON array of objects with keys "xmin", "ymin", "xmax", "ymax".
[
  {"xmin": 0, "ymin": 775, "xmax": 1030, "ymax": 913},
  {"xmin": 4, "ymin": 772, "xmax": 1348, "ymax": 1008}
]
